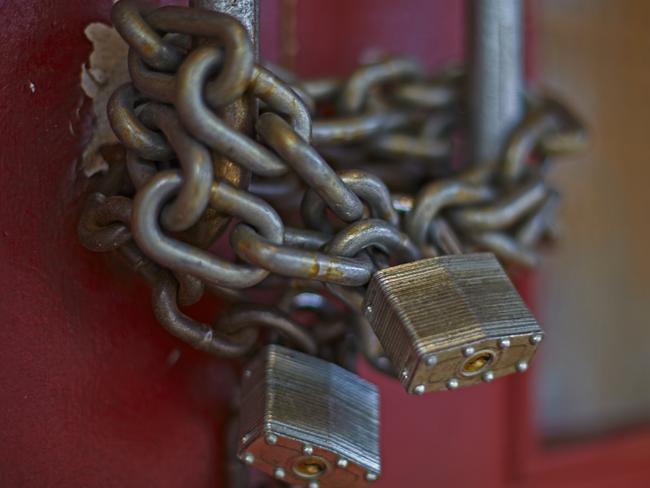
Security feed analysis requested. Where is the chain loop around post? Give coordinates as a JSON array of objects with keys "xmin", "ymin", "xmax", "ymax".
[{"xmin": 79, "ymin": 0, "xmax": 585, "ymax": 361}]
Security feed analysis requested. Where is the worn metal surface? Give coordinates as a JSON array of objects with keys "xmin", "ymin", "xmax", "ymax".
[
  {"xmin": 191, "ymin": 0, "xmax": 259, "ymax": 243},
  {"xmin": 469, "ymin": 0, "xmax": 524, "ymax": 166},
  {"xmin": 302, "ymin": 170, "xmax": 398, "ymax": 233},
  {"xmin": 132, "ymin": 171, "xmax": 281, "ymax": 289},
  {"xmin": 363, "ymin": 254, "xmax": 543, "ymax": 394},
  {"xmin": 193, "ymin": 0, "xmax": 258, "ymax": 46},
  {"xmin": 238, "ymin": 345, "xmax": 380, "ymax": 486}
]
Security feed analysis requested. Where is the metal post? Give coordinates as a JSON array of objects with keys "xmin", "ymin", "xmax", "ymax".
[
  {"xmin": 188, "ymin": 0, "xmax": 259, "ymax": 245},
  {"xmin": 189, "ymin": 0, "xmax": 259, "ymax": 151},
  {"xmin": 469, "ymin": 0, "xmax": 524, "ymax": 166},
  {"xmin": 190, "ymin": 0, "xmax": 259, "ymax": 48}
]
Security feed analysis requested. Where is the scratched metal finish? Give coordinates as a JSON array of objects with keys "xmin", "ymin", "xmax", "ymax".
[
  {"xmin": 469, "ymin": 0, "xmax": 524, "ymax": 165},
  {"xmin": 192, "ymin": 0, "xmax": 258, "ymax": 44},
  {"xmin": 364, "ymin": 253, "xmax": 542, "ymax": 394},
  {"xmin": 238, "ymin": 345, "xmax": 380, "ymax": 486},
  {"xmin": 188, "ymin": 0, "xmax": 259, "ymax": 246}
]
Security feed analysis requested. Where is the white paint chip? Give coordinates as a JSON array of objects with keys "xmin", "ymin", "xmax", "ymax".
[{"xmin": 80, "ymin": 22, "xmax": 129, "ymax": 177}]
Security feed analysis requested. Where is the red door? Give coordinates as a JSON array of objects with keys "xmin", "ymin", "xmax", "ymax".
[{"xmin": 1, "ymin": 1, "xmax": 649, "ymax": 487}]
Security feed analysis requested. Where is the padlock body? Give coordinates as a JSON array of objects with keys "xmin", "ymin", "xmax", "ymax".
[
  {"xmin": 363, "ymin": 253, "xmax": 543, "ymax": 393},
  {"xmin": 238, "ymin": 345, "xmax": 380, "ymax": 486}
]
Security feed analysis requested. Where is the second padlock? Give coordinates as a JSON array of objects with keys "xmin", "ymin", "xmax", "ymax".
[
  {"xmin": 238, "ymin": 345, "xmax": 381, "ymax": 487},
  {"xmin": 363, "ymin": 253, "xmax": 543, "ymax": 394}
]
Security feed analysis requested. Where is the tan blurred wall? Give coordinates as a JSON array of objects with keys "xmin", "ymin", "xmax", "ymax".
[{"xmin": 535, "ymin": 0, "xmax": 650, "ymax": 438}]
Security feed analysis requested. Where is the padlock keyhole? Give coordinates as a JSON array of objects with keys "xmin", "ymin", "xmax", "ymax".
[
  {"xmin": 461, "ymin": 350, "xmax": 495, "ymax": 376},
  {"xmin": 292, "ymin": 456, "xmax": 329, "ymax": 479}
]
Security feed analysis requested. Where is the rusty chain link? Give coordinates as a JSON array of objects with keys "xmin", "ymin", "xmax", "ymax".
[{"xmin": 79, "ymin": 0, "xmax": 585, "ymax": 370}]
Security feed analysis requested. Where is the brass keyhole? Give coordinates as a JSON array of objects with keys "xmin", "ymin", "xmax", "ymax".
[
  {"xmin": 461, "ymin": 350, "xmax": 495, "ymax": 376},
  {"xmin": 292, "ymin": 456, "xmax": 329, "ymax": 479}
]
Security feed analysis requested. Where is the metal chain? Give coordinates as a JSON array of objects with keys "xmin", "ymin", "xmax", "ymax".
[{"xmin": 79, "ymin": 0, "xmax": 585, "ymax": 370}]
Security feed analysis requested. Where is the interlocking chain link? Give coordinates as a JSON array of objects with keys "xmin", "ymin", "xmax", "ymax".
[{"xmin": 79, "ymin": 0, "xmax": 585, "ymax": 370}]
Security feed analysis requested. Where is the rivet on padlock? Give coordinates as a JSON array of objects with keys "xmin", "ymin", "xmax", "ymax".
[
  {"xmin": 237, "ymin": 345, "xmax": 381, "ymax": 487},
  {"xmin": 363, "ymin": 253, "xmax": 543, "ymax": 394}
]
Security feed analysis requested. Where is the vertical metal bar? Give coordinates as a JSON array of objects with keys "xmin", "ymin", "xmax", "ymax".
[
  {"xmin": 191, "ymin": 0, "xmax": 259, "ymax": 47},
  {"xmin": 191, "ymin": 14, "xmax": 260, "ymax": 485},
  {"xmin": 189, "ymin": 0, "xmax": 259, "ymax": 155},
  {"xmin": 469, "ymin": 0, "xmax": 524, "ymax": 166},
  {"xmin": 188, "ymin": 0, "xmax": 259, "ymax": 246}
]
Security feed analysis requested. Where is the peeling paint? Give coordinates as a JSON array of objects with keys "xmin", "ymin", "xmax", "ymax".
[{"xmin": 80, "ymin": 22, "xmax": 129, "ymax": 177}]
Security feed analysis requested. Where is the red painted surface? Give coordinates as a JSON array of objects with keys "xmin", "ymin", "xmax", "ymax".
[
  {"xmin": 509, "ymin": 279, "xmax": 650, "ymax": 488},
  {"xmin": 2, "ymin": 0, "xmax": 648, "ymax": 487},
  {"xmin": 0, "ymin": 1, "xmax": 235, "ymax": 486}
]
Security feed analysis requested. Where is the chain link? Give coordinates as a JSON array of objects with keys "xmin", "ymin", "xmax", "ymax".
[{"xmin": 79, "ymin": 0, "xmax": 585, "ymax": 369}]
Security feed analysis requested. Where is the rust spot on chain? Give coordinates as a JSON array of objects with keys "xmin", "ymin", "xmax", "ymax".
[{"xmin": 78, "ymin": 0, "xmax": 585, "ymax": 363}]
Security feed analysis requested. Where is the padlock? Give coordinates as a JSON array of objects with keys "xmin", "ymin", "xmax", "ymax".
[
  {"xmin": 238, "ymin": 345, "xmax": 381, "ymax": 487},
  {"xmin": 363, "ymin": 253, "xmax": 543, "ymax": 394}
]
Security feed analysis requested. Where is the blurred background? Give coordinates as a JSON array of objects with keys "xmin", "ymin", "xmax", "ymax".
[{"xmin": 535, "ymin": 0, "xmax": 650, "ymax": 443}]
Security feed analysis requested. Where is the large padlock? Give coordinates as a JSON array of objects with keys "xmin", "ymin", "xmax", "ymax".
[
  {"xmin": 238, "ymin": 345, "xmax": 381, "ymax": 487},
  {"xmin": 363, "ymin": 253, "xmax": 543, "ymax": 394}
]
